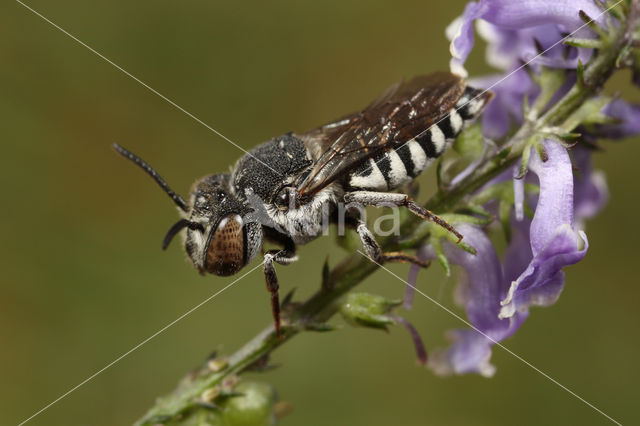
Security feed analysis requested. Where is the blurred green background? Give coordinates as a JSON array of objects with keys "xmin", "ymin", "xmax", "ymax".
[{"xmin": 3, "ymin": 1, "xmax": 639, "ymax": 425}]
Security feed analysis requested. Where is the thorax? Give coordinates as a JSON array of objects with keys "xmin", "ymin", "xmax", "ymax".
[{"xmin": 231, "ymin": 134, "xmax": 341, "ymax": 244}]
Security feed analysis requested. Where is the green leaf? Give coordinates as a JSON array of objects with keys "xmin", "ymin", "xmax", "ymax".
[
  {"xmin": 517, "ymin": 141, "xmax": 533, "ymax": 178},
  {"xmin": 499, "ymin": 199, "xmax": 513, "ymax": 242},
  {"xmin": 438, "ymin": 213, "xmax": 492, "ymax": 227},
  {"xmin": 562, "ymin": 96, "xmax": 613, "ymax": 131},
  {"xmin": 453, "ymin": 123, "xmax": 484, "ymax": 157},
  {"xmin": 578, "ymin": 10, "xmax": 608, "ymax": 38},
  {"xmin": 522, "ymin": 93, "xmax": 531, "ymax": 119},
  {"xmin": 616, "ymin": 42, "xmax": 634, "ymax": 67},
  {"xmin": 281, "ymin": 288, "xmax": 296, "ymax": 308},
  {"xmin": 430, "ymin": 238, "xmax": 451, "ymax": 276},
  {"xmin": 464, "ymin": 204, "xmax": 493, "ymax": 218},
  {"xmin": 471, "ymin": 181, "xmax": 512, "ymax": 205},
  {"xmin": 456, "ymin": 240, "xmax": 477, "ymax": 255},
  {"xmin": 534, "ymin": 139, "xmax": 549, "ymax": 162},
  {"xmin": 564, "ymin": 37, "xmax": 604, "ymax": 49},
  {"xmin": 436, "ymin": 159, "xmax": 444, "ymax": 189},
  {"xmin": 497, "ymin": 146, "xmax": 512, "ymax": 161},
  {"xmin": 530, "ymin": 68, "xmax": 566, "ymax": 115},
  {"xmin": 577, "ymin": 59, "xmax": 585, "ymax": 87}
]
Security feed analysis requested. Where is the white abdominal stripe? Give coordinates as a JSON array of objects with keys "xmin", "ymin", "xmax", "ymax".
[
  {"xmin": 348, "ymin": 85, "xmax": 486, "ymax": 192},
  {"xmin": 455, "ymin": 87, "xmax": 489, "ymax": 120}
]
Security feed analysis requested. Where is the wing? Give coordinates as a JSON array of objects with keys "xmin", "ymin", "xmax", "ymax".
[{"xmin": 294, "ymin": 71, "xmax": 465, "ymax": 200}]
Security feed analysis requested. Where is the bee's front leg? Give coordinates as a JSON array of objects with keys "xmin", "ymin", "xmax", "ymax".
[
  {"xmin": 263, "ymin": 249, "xmax": 298, "ymax": 338},
  {"xmin": 355, "ymin": 221, "xmax": 430, "ymax": 268}
]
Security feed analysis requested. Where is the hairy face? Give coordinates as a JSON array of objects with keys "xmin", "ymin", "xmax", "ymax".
[{"xmin": 182, "ymin": 174, "xmax": 261, "ymax": 276}]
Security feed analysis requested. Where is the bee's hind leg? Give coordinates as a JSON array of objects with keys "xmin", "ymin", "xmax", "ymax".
[
  {"xmin": 263, "ymin": 249, "xmax": 298, "ymax": 338},
  {"xmin": 355, "ymin": 221, "xmax": 430, "ymax": 268},
  {"xmin": 345, "ymin": 191, "xmax": 463, "ymax": 242}
]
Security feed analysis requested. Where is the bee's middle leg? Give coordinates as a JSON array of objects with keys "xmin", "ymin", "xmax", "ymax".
[
  {"xmin": 263, "ymin": 249, "xmax": 298, "ymax": 338},
  {"xmin": 355, "ymin": 221, "xmax": 430, "ymax": 268}
]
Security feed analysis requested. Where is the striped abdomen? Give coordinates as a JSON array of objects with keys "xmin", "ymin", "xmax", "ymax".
[{"xmin": 347, "ymin": 86, "xmax": 490, "ymax": 191}]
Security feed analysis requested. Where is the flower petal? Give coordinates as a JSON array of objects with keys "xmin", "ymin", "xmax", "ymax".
[
  {"xmin": 500, "ymin": 141, "xmax": 588, "ymax": 318},
  {"xmin": 529, "ymin": 140, "xmax": 575, "ymax": 253},
  {"xmin": 447, "ymin": 2, "xmax": 488, "ymax": 77},
  {"xmin": 430, "ymin": 329, "xmax": 497, "ymax": 377},
  {"xmin": 480, "ymin": 0, "xmax": 603, "ymax": 32},
  {"xmin": 426, "ymin": 224, "xmax": 526, "ymax": 376},
  {"xmin": 447, "ymin": 0, "xmax": 603, "ymax": 74},
  {"xmin": 441, "ymin": 225, "xmax": 506, "ymax": 332}
]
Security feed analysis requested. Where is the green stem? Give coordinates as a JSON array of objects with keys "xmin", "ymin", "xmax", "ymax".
[{"xmin": 135, "ymin": 4, "xmax": 639, "ymax": 424}]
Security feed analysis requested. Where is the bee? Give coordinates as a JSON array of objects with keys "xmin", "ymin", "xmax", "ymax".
[{"xmin": 114, "ymin": 71, "xmax": 492, "ymax": 336}]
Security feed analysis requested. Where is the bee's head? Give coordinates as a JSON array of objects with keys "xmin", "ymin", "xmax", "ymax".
[
  {"xmin": 180, "ymin": 174, "xmax": 262, "ymax": 275},
  {"xmin": 114, "ymin": 144, "xmax": 262, "ymax": 277}
]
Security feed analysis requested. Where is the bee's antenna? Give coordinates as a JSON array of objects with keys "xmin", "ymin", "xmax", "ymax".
[
  {"xmin": 162, "ymin": 219, "xmax": 204, "ymax": 250},
  {"xmin": 113, "ymin": 143, "xmax": 188, "ymax": 212}
]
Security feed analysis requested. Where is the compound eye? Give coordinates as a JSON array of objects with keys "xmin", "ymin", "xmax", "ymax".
[{"xmin": 275, "ymin": 186, "xmax": 293, "ymax": 211}]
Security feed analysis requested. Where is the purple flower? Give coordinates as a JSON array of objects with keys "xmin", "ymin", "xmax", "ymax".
[
  {"xmin": 447, "ymin": 0, "xmax": 603, "ymax": 76},
  {"xmin": 415, "ymin": 0, "xmax": 640, "ymax": 378},
  {"xmin": 499, "ymin": 141, "xmax": 588, "ymax": 319},
  {"xmin": 446, "ymin": 1, "xmax": 606, "ymax": 139},
  {"xmin": 447, "ymin": 1, "xmax": 607, "ymax": 140},
  {"xmin": 410, "ymin": 141, "xmax": 589, "ymax": 376}
]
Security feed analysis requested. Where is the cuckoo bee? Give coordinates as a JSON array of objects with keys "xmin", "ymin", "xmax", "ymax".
[{"xmin": 114, "ymin": 71, "xmax": 492, "ymax": 336}]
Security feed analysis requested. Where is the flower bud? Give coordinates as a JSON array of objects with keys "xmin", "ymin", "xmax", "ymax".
[
  {"xmin": 207, "ymin": 357, "xmax": 229, "ymax": 373},
  {"xmin": 339, "ymin": 292, "xmax": 401, "ymax": 330},
  {"xmin": 221, "ymin": 381, "xmax": 277, "ymax": 426}
]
